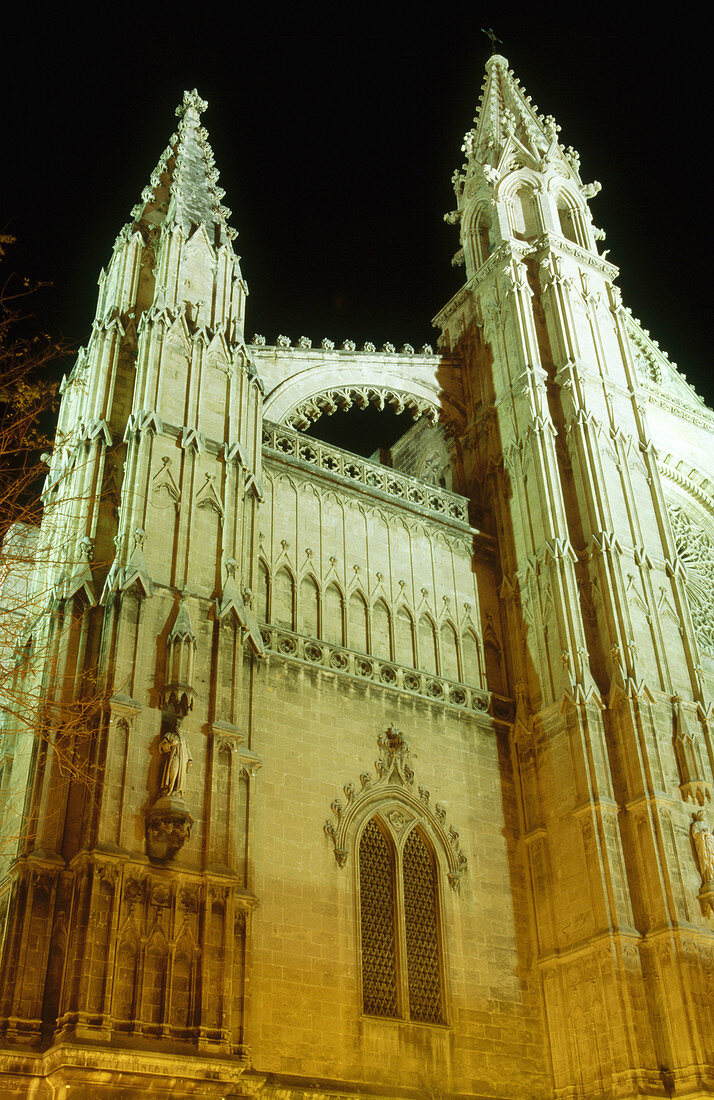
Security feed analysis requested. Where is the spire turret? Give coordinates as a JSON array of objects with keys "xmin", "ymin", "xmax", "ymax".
[
  {"xmin": 466, "ymin": 53, "xmax": 556, "ymax": 167},
  {"xmin": 448, "ymin": 55, "xmax": 605, "ymax": 281},
  {"xmin": 129, "ymin": 89, "xmax": 236, "ymax": 248}
]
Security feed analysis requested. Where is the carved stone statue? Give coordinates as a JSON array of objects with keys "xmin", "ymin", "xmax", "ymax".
[
  {"xmin": 691, "ymin": 810, "xmax": 714, "ymax": 884},
  {"xmin": 158, "ymin": 719, "xmax": 192, "ymax": 799}
]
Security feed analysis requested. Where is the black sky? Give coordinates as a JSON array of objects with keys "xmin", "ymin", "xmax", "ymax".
[{"xmin": 4, "ymin": 19, "xmax": 711, "ymax": 409}]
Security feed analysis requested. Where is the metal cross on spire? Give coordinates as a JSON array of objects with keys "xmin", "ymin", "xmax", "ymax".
[{"xmin": 481, "ymin": 27, "xmax": 503, "ymax": 55}]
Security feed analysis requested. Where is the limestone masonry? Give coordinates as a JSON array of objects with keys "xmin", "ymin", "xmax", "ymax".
[{"xmin": 1, "ymin": 54, "xmax": 713, "ymax": 1099}]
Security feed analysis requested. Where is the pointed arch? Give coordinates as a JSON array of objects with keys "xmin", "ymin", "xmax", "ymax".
[
  {"xmin": 273, "ymin": 566, "xmax": 295, "ymax": 630},
  {"xmin": 144, "ymin": 930, "xmax": 168, "ymax": 1026},
  {"xmin": 298, "ymin": 574, "xmax": 320, "ymax": 637},
  {"xmin": 371, "ymin": 599, "xmax": 392, "ymax": 660},
  {"xmin": 510, "ymin": 182, "xmax": 540, "ymax": 240},
  {"xmin": 464, "ymin": 203, "xmax": 493, "ymax": 275},
  {"xmin": 439, "ymin": 620, "xmax": 460, "ymax": 682},
  {"xmin": 553, "ymin": 185, "xmax": 590, "ymax": 249},
  {"xmin": 417, "ymin": 613, "xmax": 438, "ymax": 675},
  {"xmin": 394, "ymin": 606, "xmax": 416, "ymax": 668},
  {"xmin": 322, "ymin": 582, "xmax": 345, "ymax": 646},
  {"xmin": 358, "ymin": 817, "xmax": 399, "ymax": 1018},
  {"xmin": 356, "ymin": 805, "xmax": 448, "ymax": 1025},
  {"xmin": 348, "ymin": 590, "xmax": 368, "ymax": 653},
  {"xmin": 461, "ymin": 629, "xmax": 481, "ymax": 688},
  {"xmin": 170, "ymin": 934, "xmax": 194, "ymax": 1031},
  {"xmin": 114, "ymin": 928, "xmax": 139, "ymax": 1022},
  {"xmin": 402, "ymin": 826, "xmax": 444, "ymax": 1024}
]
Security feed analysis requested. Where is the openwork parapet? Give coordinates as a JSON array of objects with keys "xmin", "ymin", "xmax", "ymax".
[
  {"xmin": 259, "ymin": 624, "xmax": 490, "ymax": 715},
  {"xmin": 263, "ymin": 422, "xmax": 470, "ymax": 525}
]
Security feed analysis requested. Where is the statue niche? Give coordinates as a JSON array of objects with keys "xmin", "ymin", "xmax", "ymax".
[{"xmin": 146, "ymin": 717, "xmax": 195, "ymax": 860}]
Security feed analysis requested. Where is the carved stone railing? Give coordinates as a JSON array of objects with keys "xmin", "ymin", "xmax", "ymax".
[
  {"xmin": 259, "ymin": 623, "xmax": 492, "ymax": 716},
  {"xmin": 262, "ymin": 422, "xmax": 470, "ymax": 526}
]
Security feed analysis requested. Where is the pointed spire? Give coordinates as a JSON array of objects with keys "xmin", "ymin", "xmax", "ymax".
[
  {"xmin": 128, "ymin": 89, "xmax": 236, "ymax": 247},
  {"xmin": 465, "ymin": 54, "xmax": 557, "ymax": 166},
  {"xmin": 168, "ymin": 589, "xmax": 196, "ymax": 645}
]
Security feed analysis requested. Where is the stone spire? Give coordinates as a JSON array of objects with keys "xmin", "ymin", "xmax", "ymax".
[
  {"xmin": 465, "ymin": 53, "xmax": 557, "ymax": 165},
  {"xmin": 128, "ymin": 88, "xmax": 236, "ymax": 248}
]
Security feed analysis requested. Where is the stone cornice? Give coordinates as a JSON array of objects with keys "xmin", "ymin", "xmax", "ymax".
[
  {"xmin": 530, "ymin": 232, "xmax": 619, "ymax": 281},
  {"xmin": 258, "ymin": 623, "xmax": 507, "ymax": 723}
]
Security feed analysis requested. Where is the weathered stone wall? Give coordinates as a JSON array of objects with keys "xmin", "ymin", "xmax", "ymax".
[{"xmin": 245, "ymin": 656, "xmax": 549, "ymax": 1097}]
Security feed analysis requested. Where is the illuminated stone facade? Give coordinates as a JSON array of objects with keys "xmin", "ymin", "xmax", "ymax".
[{"xmin": 1, "ymin": 56, "xmax": 713, "ymax": 1099}]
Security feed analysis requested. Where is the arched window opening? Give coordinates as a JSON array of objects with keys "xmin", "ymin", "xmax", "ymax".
[
  {"xmin": 359, "ymin": 816, "xmax": 445, "ymax": 1024},
  {"xmin": 403, "ymin": 829, "xmax": 444, "ymax": 1024},
  {"xmin": 348, "ymin": 592, "xmax": 368, "ymax": 653},
  {"xmin": 510, "ymin": 185, "xmax": 539, "ymax": 241},
  {"xmin": 371, "ymin": 600, "xmax": 391, "ymax": 660},
  {"xmin": 359, "ymin": 819, "xmax": 399, "ymax": 1018},
  {"xmin": 395, "ymin": 607, "xmax": 416, "ymax": 668},
  {"xmin": 273, "ymin": 568, "xmax": 295, "ymax": 630},
  {"xmin": 556, "ymin": 193, "xmax": 587, "ymax": 248},
  {"xmin": 298, "ymin": 575, "xmax": 319, "ymax": 637},
  {"xmin": 476, "ymin": 214, "xmax": 491, "ymax": 267},
  {"xmin": 418, "ymin": 615, "xmax": 438, "ymax": 676},
  {"xmin": 467, "ymin": 208, "xmax": 492, "ymax": 273},
  {"xmin": 323, "ymin": 583, "xmax": 344, "ymax": 646}
]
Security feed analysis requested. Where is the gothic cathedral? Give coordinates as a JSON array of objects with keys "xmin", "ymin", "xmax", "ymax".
[{"xmin": 1, "ymin": 53, "xmax": 714, "ymax": 1099}]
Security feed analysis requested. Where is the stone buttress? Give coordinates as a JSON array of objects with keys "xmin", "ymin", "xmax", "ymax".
[
  {"xmin": 435, "ymin": 52, "xmax": 714, "ymax": 1099},
  {"xmin": 0, "ymin": 90, "xmax": 263, "ymax": 1095}
]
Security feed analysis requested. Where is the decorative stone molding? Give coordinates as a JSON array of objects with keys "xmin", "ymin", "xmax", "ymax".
[
  {"xmin": 259, "ymin": 624, "xmax": 492, "ymax": 717},
  {"xmin": 285, "ymin": 385, "xmax": 438, "ymax": 432},
  {"xmin": 323, "ymin": 725, "xmax": 468, "ymax": 888},
  {"xmin": 263, "ymin": 421, "xmax": 470, "ymax": 526}
]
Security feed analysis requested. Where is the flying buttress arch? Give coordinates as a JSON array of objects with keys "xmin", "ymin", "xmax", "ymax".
[{"xmin": 256, "ymin": 349, "xmax": 466, "ymax": 433}]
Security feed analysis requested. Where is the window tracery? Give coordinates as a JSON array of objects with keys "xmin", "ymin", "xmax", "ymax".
[
  {"xmin": 668, "ymin": 504, "xmax": 714, "ymax": 653},
  {"xmin": 358, "ymin": 815, "xmax": 444, "ymax": 1023},
  {"xmin": 326, "ymin": 726, "xmax": 468, "ymax": 1024}
]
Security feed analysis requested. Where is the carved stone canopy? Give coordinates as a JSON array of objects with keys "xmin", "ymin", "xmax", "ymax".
[{"xmin": 324, "ymin": 726, "xmax": 468, "ymax": 889}]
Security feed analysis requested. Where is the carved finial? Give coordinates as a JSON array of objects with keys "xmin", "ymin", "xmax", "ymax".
[
  {"xmin": 176, "ymin": 89, "xmax": 208, "ymax": 119},
  {"xmin": 481, "ymin": 27, "xmax": 503, "ymax": 55}
]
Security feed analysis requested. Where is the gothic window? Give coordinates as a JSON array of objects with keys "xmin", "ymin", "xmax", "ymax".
[
  {"xmin": 465, "ymin": 207, "xmax": 492, "ymax": 275},
  {"xmin": 555, "ymin": 190, "xmax": 588, "ymax": 249},
  {"xmin": 510, "ymin": 184, "xmax": 539, "ymax": 241},
  {"xmin": 667, "ymin": 504, "xmax": 714, "ymax": 653},
  {"xmin": 358, "ymin": 815, "xmax": 445, "ymax": 1024}
]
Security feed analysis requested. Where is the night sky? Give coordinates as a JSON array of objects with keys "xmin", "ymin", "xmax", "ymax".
[{"xmin": 4, "ymin": 21, "xmax": 711, "ymax": 423}]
